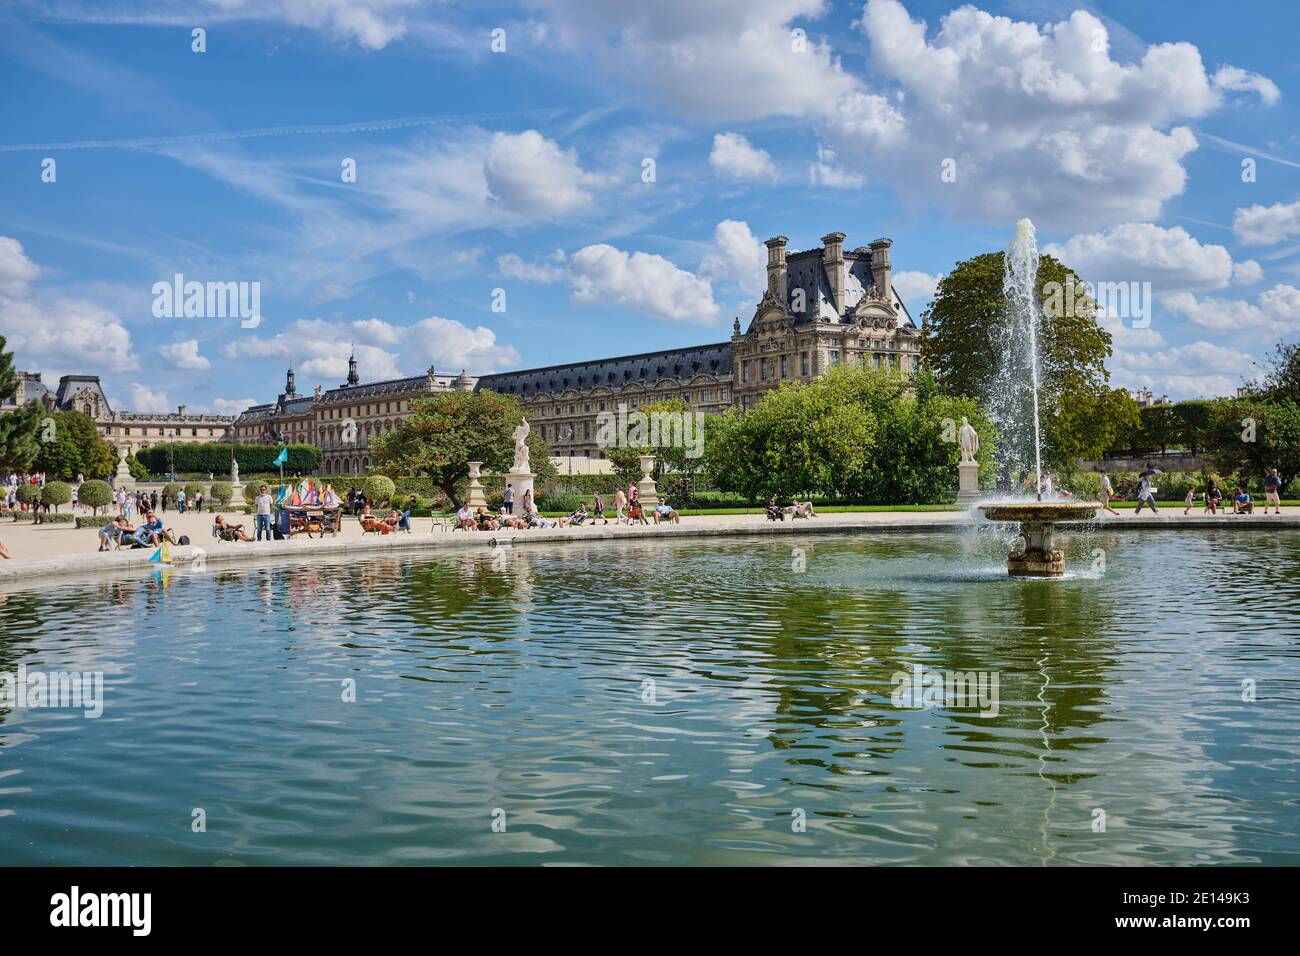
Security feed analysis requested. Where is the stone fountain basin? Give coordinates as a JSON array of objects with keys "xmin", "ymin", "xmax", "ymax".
[{"xmin": 979, "ymin": 501, "xmax": 1099, "ymax": 523}]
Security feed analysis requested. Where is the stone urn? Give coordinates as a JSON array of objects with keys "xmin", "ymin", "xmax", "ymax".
[
  {"xmin": 979, "ymin": 501, "xmax": 1098, "ymax": 576},
  {"xmin": 637, "ymin": 454, "xmax": 659, "ymax": 508},
  {"xmin": 466, "ymin": 461, "xmax": 487, "ymax": 509}
]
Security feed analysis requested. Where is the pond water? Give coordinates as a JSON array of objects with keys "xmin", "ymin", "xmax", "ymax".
[{"xmin": 1, "ymin": 528, "xmax": 1297, "ymax": 866}]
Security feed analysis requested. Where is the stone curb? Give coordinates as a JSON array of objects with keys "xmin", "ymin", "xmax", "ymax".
[{"xmin": 2, "ymin": 511, "xmax": 1297, "ymax": 585}]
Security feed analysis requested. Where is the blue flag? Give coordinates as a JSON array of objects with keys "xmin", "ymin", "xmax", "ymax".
[{"xmin": 273, "ymin": 447, "xmax": 288, "ymax": 467}]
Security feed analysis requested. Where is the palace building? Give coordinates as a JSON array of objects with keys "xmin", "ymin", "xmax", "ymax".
[
  {"xmin": 0, "ymin": 372, "xmax": 234, "ymax": 457},
  {"xmin": 226, "ymin": 230, "xmax": 921, "ymax": 473}
]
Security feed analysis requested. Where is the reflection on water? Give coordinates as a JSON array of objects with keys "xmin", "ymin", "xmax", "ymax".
[{"xmin": 1, "ymin": 529, "xmax": 1298, "ymax": 866}]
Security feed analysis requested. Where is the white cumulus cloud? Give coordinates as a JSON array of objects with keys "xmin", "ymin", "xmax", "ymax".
[
  {"xmin": 569, "ymin": 244, "xmax": 719, "ymax": 323},
  {"xmin": 159, "ymin": 339, "xmax": 211, "ymax": 371},
  {"xmin": 708, "ymin": 133, "xmax": 779, "ymax": 182},
  {"xmin": 484, "ymin": 130, "xmax": 603, "ymax": 217},
  {"xmin": 1233, "ymin": 199, "xmax": 1300, "ymax": 246}
]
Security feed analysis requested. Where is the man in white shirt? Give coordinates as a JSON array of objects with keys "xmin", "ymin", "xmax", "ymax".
[{"xmin": 255, "ymin": 485, "xmax": 274, "ymax": 541}]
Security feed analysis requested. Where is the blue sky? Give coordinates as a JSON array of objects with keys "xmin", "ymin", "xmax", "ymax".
[{"xmin": 1, "ymin": 0, "xmax": 1298, "ymax": 415}]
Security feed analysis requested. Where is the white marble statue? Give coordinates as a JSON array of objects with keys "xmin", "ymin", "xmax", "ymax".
[
  {"xmin": 230, "ymin": 458, "xmax": 240, "ymax": 483},
  {"xmin": 959, "ymin": 416, "xmax": 979, "ymax": 464},
  {"xmin": 510, "ymin": 419, "xmax": 531, "ymax": 474}
]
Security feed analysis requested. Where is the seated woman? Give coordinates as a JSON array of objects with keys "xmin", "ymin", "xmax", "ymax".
[
  {"xmin": 98, "ymin": 515, "xmax": 132, "ymax": 551},
  {"xmin": 765, "ymin": 497, "xmax": 784, "ymax": 521},
  {"xmin": 214, "ymin": 514, "xmax": 253, "ymax": 542},
  {"xmin": 475, "ymin": 506, "xmax": 498, "ymax": 531},
  {"xmin": 628, "ymin": 499, "xmax": 649, "ymax": 525},
  {"xmin": 1204, "ymin": 480, "xmax": 1224, "ymax": 514},
  {"xmin": 652, "ymin": 501, "xmax": 681, "ymax": 524}
]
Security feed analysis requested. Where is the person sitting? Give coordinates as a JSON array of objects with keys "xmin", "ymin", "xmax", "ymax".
[
  {"xmin": 454, "ymin": 503, "xmax": 475, "ymax": 531},
  {"xmin": 1233, "ymin": 487, "xmax": 1254, "ymax": 514},
  {"xmin": 627, "ymin": 498, "xmax": 649, "ymax": 525},
  {"xmin": 526, "ymin": 507, "xmax": 557, "ymax": 529},
  {"xmin": 361, "ymin": 513, "xmax": 394, "ymax": 534},
  {"xmin": 560, "ymin": 502, "xmax": 589, "ymax": 527},
  {"xmin": 765, "ymin": 497, "xmax": 784, "ymax": 521},
  {"xmin": 475, "ymin": 506, "xmax": 498, "ymax": 531},
  {"xmin": 653, "ymin": 501, "xmax": 680, "ymax": 524},
  {"xmin": 496, "ymin": 506, "xmax": 524, "ymax": 530},
  {"xmin": 214, "ymin": 514, "xmax": 253, "ymax": 542},
  {"xmin": 132, "ymin": 513, "xmax": 173, "ymax": 547},
  {"xmin": 1204, "ymin": 480, "xmax": 1223, "ymax": 514},
  {"xmin": 98, "ymin": 515, "xmax": 132, "ymax": 551},
  {"xmin": 395, "ymin": 507, "xmax": 411, "ymax": 533}
]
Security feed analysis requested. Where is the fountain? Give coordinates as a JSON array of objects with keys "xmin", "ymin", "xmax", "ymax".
[{"xmin": 979, "ymin": 219, "xmax": 1097, "ymax": 576}]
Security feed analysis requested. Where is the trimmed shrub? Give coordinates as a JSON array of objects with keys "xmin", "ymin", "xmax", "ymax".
[
  {"xmin": 183, "ymin": 482, "xmax": 204, "ymax": 502},
  {"xmin": 162, "ymin": 482, "xmax": 182, "ymax": 501},
  {"xmin": 15, "ymin": 484, "xmax": 40, "ymax": 507},
  {"xmin": 76, "ymin": 515, "xmax": 109, "ymax": 529},
  {"xmin": 363, "ymin": 474, "xmax": 396, "ymax": 506},
  {"xmin": 42, "ymin": 481, "xmax": 73, "ymax": 512},
  {"xmin": 35, "ymin": 512, "xmax": 74, "ymax": 524},
  {"xmin": 210, "ymin": 481, "xmax": 233, "ymax": 505},
  {"xmin": 78, "ymin": 479, "xmax": 113, "ymax": 515}
]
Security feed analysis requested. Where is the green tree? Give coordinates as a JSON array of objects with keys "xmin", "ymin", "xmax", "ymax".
[
  {"xmin": 372, "ymin": 390, "xmax": 555, "ymax": 508},
  {"xmin": 125, "ymin": 453, "xmax": 149, "ymax": 481},
  {"xmin": 921, "ymin": 252, "xmax": 1115, "ymax": 472},
  {"xmin": 0, "ymin": 335, "xmax": 40, "ymax": 473},
  {"xmin": 362, "ymin": 474, "xmax": 396, "ymax": 506},
  {"xmin": 15, "ymin": 483, "xmax": 40, "ymax": 509},
  {"xmin": 78, "ymin": 479, "xmax": 113, "ymax": 515},
  {"xmin": 1052, "ymin": 386, "xmax": 1141, "ymax": 464},
  {"xmin": 31, "ymin": 411, "xmax": 115, "ymax": 480},
  {"xmin": 209, "ymin": 481, "xmax": 233, "ymax": 506},
  {"xmin": 1204, "ymin": 397, "xmax": 1300, "ymax": 491},
  {"xmin": 42, "ymin": 480, "xmax": 72, "ymax": 512}
]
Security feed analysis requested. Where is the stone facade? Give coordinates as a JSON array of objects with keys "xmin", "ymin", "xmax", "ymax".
[
  {"xmin": 0, "ymin": 372, "xmax": 234, "ymax": 456},
  {"xmin": 233, "ymin": 357, "xmax": 477, "ymax": 474},
  {"xmin": 226, "ymin": 230, "xmax": 919, "ymax": 473}
]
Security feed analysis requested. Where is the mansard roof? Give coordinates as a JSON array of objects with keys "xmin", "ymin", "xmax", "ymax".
[
  {"xmin": 318, "ymin": 371, "xmax": 460, "ymax": 403},
  {"xmin": 54, "ymin": 374, "xmax": 113, "ymax": 414},
  {"xmin": 474, "ymin": 342, "xmax": 733, "ymax": 398},
  {"xmin": 772, "ymin": 246, "xmax": 916, "ymax": 330}
]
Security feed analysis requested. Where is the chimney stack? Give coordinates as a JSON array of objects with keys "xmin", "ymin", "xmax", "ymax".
[
  {"xmin": 822, "ymin": 232, "xmax": 846, "ymax": 316},
  {"xmin": 764, "ymin": 236, "xmax": 789, "ymax": 306},
  {"xmin": 869, "ymin": 238, "xmax": 893, "ymax": 307}
]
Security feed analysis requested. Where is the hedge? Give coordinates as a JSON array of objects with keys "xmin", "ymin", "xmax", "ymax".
[
  {"xmin": 135, "ymin": 442, "xmax": 321, "ymax": 476},
  {"xmin": 35, "ymin": 512, "xmax": 74, "ymax": 524}
]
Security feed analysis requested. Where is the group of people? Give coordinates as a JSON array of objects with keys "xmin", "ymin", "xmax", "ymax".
[
  {"xmin": 2, "ymin": 471, "xmax": 49, "ymax": 514},
  {"xmin": 454, "ymin": 484, "xmax": 683, "ymax": 532},
  {"xmin": 1096, "ymin": 467, "xmax": 1285, "ymax": 516},
  {"xmin": 96, "ymin": 512, "xmax": 178, "ymax": 551}
]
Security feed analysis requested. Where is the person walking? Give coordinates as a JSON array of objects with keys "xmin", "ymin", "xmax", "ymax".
[
  {"xmin": 254, "ymin": 484, "xmax": 274, "ymax": 541},
  {"xmin": 1184, "ymin": 484, "xmax": 1196, "ymax": 515},
  {"xmin": 1135, "ymin": 475, "xmax": 1158, "ymax": 514},
  {"xmin": 614, "ymin": 486, "xmax": 627, "ymax": 524},
  {"xmin": 1098, "ymin": 470, "xmax": 1119, "ymax": 516},
  {"xmin": 1264, "ymin": 467, "xmax": 1282, "ymax": 514},
  {"xmin": 592, "ymin": 491, "xmax": 608, "ymax": 524}
]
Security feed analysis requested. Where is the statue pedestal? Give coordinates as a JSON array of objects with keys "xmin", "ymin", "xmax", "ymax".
[
  {"xmin": 506, "ymin": 472, "xmax": 534, "ymax": 514},
  {"xmin": 956, "ymin": 461, "xmax": 980, "ymax": 503},
  {"xmin": 636, "ymin": 454, "xmax": 659, "ymax": 508},
  {"xmin": 114, "ymin": 457, "xmax": 136, "ymax": 492},
  {"xmin": 466, "ymin": 462, "xmax": 487, "ymax": 509}
]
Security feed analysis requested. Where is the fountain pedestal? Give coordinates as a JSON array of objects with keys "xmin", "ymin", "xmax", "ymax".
[
  {"xmin": 1007, "ymin": 519, "xmax": 1064, "ymax": 576},
  {"xmin": 979, "ymin": 501, "xmax": 1098, "ymax": 577}
]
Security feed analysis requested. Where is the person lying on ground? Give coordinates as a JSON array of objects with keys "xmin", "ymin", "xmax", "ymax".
[
  {"xmin": 653, "ymin": 501, "xmax": 681, "ymax": 524},
  {"xmin": 214, "ymin": 514, "xmax": 254, "ymax": 542}
]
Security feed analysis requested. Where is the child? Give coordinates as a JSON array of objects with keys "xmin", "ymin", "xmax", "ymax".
[{"xmin": 1184, "ymin": 484, "xmax": 1196, "ymax": 515}]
